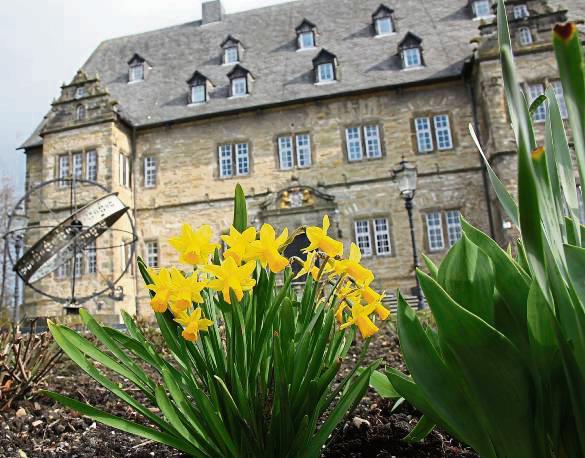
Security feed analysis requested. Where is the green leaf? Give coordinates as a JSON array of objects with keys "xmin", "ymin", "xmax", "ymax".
[
  {"xmin": 437, "ymin": 233, "xmax": 495, "ymax": 324},
  {"xmin": 42, "ymin": 391, "xmax": 202, "ymax": 457},
  {"xmin": 529, "ymin": 95, "xmax": 547, "ymax": 117},
  {"xmin": 422, "ymin": 254, "xmax": 438, "ymax": 280},
  {"xmin": 369, "ymin": 370, "xmax": 400, "ymax": 399},
  {"xmin": 233, "ymin": 183, "xmax": 248, "ymax": 232},
  {"xmin": 404, "ymin": 415, "xmax": 435, "ymax": 443}
]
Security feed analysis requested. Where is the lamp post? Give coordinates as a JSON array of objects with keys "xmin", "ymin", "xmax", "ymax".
[{"xmin": 393, "ymin": 160, "xmax": 425, "ymax": 310}]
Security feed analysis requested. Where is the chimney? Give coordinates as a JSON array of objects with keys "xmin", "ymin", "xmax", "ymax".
[{"xmin": 202, "ymin": 0, "xmax": 224, "ymax": 24}]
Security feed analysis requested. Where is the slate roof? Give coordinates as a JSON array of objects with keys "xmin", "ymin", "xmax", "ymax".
[{"xmin": 20, "ymin": 0, "xmax": 585, "ymax": 149}]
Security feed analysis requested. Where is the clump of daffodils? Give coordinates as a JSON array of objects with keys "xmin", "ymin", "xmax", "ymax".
[{"xmin": 146, "ymin": 215, "xmax": 389, "ymax": 342}]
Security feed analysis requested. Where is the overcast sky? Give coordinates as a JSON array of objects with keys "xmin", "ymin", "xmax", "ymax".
[{"xmin": 0, "ymin": 0, "xmax": 291, "ymax": 193}]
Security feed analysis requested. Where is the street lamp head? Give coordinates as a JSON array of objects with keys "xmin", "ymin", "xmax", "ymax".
[{"xmin": 393, "ymin": 160, "xmax": 418, "ymax": 200}]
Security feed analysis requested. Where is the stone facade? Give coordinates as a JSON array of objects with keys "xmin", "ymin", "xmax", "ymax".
[{"xmin": 17, "ymin": 0, "xmax": 584, "ymax": 322}]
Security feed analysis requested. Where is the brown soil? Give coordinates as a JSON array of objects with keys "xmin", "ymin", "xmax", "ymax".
[{"xmin": 0, "ymin": 323, "xmax": 477, "ymax": 457}]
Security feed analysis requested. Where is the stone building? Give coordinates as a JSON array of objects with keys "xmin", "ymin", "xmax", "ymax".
[{"xmin": 17, "ymin": 0, "xmax": 584, "ymax": 321}]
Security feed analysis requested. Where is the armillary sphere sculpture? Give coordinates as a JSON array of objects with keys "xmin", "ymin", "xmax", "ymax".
[{"xmin": 2, "ymin": 177, "xmax": 137, "ymax": 311}]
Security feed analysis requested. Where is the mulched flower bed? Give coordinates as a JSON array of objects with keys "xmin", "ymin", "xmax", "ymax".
[{"xmin": 0, "ymin": 323, "xmax": 476, "ymax": 457}]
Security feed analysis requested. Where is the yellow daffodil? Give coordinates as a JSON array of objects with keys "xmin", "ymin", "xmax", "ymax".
[
  {"xmin": 168, "ymin": 268, "xmax": 207, "ymax": 312},
  {"xmin": 304, "ymin": 215, "xmax": 344, "ymax": 258},
  {"xmin": 333, "ymin": 281, "xmax": 361, "ymax": 323},
  {"xmin": 295, "ymin": 251, "xmax": 333, "ymax": 280},
  {"xmin": 205, "ymin": 256, "xmax": 256, "ymax": 304},
  {"xmin": 360, "ymin": 284, "xmax": 384, "ymax": 304},
  {"xmin": 334, "ymin": 243, "xmax": 374, "ymax": 286},
  {"xmin": 340, "ymin": 302, "xmax": 379, "ymax": 338},
  {"xmin": 174, "ymin": 308, "xmax": 213, "ymax": 342},
  {"xmin": 169, "ymin": 223, "xmax": 219, "ymax": 266},
  {"xmin": 372, "ymin": 301, "xmax": 391, "ymax": 321},
  {"xmin": 335, "ymin": 302, "xmax": 349, "ymax": 323},
  {"xmin": 146, "ymin": 267, "xmax": 172, "ymax": 313},
  {"xmin": 246, "ymin": 224, "xmax": 289, "ymax": 273},
  {"xmin": 221, "ymin": 226, "xmax": 257, "ymax": 264}
]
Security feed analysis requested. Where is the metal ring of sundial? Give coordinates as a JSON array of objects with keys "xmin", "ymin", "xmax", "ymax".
[{"xmin": 14, "ymin": 193, "xmax": 129, "ymax": 284}]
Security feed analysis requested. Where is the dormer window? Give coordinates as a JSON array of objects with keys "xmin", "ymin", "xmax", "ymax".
[
  {"xmin": 518, "ymin": 27, "xmax": 533, "ymax": 45},
  {"xmin": 221, "ymin": 35, "xmax": 242, "ymax": 65},
  {"xmin": 75, "ymin": 104, "xmax": 85, "ymax": 121},
  {"xmin": 471, "ymin": 0, "xmax": 492, "ymax": 19},
  {"xmin": 128, "ymin": 54, "xmax": 146, "ymax": 83},
  {"xmin": 513, "ymin": 4, "xmax": 529, "ymax": 19},
  {"xmin": 295, "ymin": 19, "xmax": 317, "ymax": 50},
  {"xmin": 398, "ymin": 32, "xmax": 424, "ymax": 69},
  {"xmin": 372, "ymin": 5, "xmax": 395, "ymax": 36},
  {"xmin": 227, "ymin": 65, "xmax": 253, "ymax": 97},
  {"xmin": 187, "ymin": 71, "xmax": 212, "ymax": 104},
  {"xmin": 312, "ymin": 49, "xmax": 338, "ymax": 84}
]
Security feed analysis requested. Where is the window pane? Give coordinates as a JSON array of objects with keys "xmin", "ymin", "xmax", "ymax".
[
  {"xmin": 76, "ymin": 105, "xmax": 85, "ymax": 121},
  {"xmin": 373, "ymin": 218, "xmax": 391, "ymax": 255},
  {"xmin": 426, "ymin": 212, "xmax": 445, "ymax": 251},
  {"xmin": 415, "ymin": 117, "xmax": 434, "ymax": 153},
  {"xmin": 446, "ymin": 210, "xmax": 462, "ymax": 247},
  {"xmin": 513, "ymin": 4, "xmax": 529, "ymax": 19},
  {"xmin": 86, "ymin": 150, "xmax": 97, "ymax": 181},
  {"xmin": 232, "ymin": 77, "xmax": 247, "ymax": 96},
  {"xmin": 403, "ymin": 48, "xmax": 421, "ymax": 68},
  {"xmin": 296, "ymin": 134, "xmax": 312, "ymax": 167},
  {"xmin": 146, "ymin": 241, "xmax": 159, "ymax": 268},
  {"xmin": 318, "ymin": 63, "xmax": 334, "ymax": 82},
  {"xmin": 219, "ymin": 144, "xmax": 233, "ymax": 177},
  {"xmin": 376, "ymin": 17, "xmax": 393, "ymax": 35},
  {"xmin": 58, "ymin": 155, "xmax": 69, "ymax": 187},
  {"xmin": 355, "ymin": 220, "xmax": 372, "ymax": 256},
  {"xmin": 191, "ymin": 84, "xmax": 206, "ymax": 103},
  {"xmin": 72, "ymin": 152, "xmax": 83, "ymax": 178},
  {"xmin": 552, "ymin": 80, "xmax": 568, "ymax": 119},
  {"xmin": 236, "ymin": 143, "xmax": 249, "ymax": 175},
  {"xmin": 364, "ymin": 125, "xmax": 382, "ymax": 158},
  {"xmin": 74, "ymin": 251, "xmax": 83, "ymax": 278},
  {"xmin": 518, "ymin": 27, "xmax": 532, "ymax": 46},
  {"xmin": 346, "ymin": 127, "xmax": 363, "ymax": 161},
  {"xmin": 299, "ymin": 31, "xmax": 314, "ymax": 48},
  {"xmin": 278, "ymin": 136, "xmax": 293, "ymax": 170},
  {"xmin": 473, "ymin": 0, "xmax": 491, "ymax": 18},
  {"xmin": 528, "ymin": 83, "xmax": 546, "ymax": 122},
  {"xmin": 144, "ymin": 156, "xmax": 157, "ymax": 187},
  {"xmin": 433, "ymin": 115, "xmax": 453, "ymax": 150},
  {"xmin": 86, "ymin": 240, "xmax": 97, "ymax": 274},
  {"xmin": 129, "ymin": 64, "xmax": 144, "ymax": 82},
  {"xmin": 225, "ymin": 47, "xmax": 238, "ymax": 64}
]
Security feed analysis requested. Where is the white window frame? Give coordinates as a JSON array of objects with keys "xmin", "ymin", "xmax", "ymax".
[
  {"xmin": 86, "ymin": 240, "xmax": 97, "ymax": 274},
  {"xmin": 375, "ymin": 17, "xmax": 394, "ymax": 36},
  {"xmin": 58, "ymin": 154, "xmax": 69, "ymax": 188},
  {"xmin": 426, "ymin": 211, "xmax": 445, "ymax": 252},
  {"xmin": 317, "ymin": 63, "xmax": 334, "ymax": 83},
  {"xmin": 219, "ymin": 144, "xmax": 233, "ymax": 178},
  {"xmin": 298, "ymin": 31, "xmax": 315, "ymax": 49},
  {"xmin": 552, "ymin": 80, "xmax": 568, "ymax": 120},
  {"xmin": 373, "ymin": 218, "xmax": 392, "ymax": 256},
  {"xmin": 235, "ymin": 143, "xmax": 250, "ymax": 176},
  {"xmin": 354, "ymin": 220, "xmax": 373, "ymax": 257},
  {"xmin": 434, "ymin": 115, "xmax": 453, "ymax": 150},
  {"xmin": 295, "ymin": 134, "xmax": 312, "ymax": 168},
  {"xmin": 146, "ymin": 240, "xmax": 159, "ymax": 268},
  {"xmin": 72, "ymin": 152, "xmax": 83, "ymax": 179},
  {"xmin": 345, "ymin": 127, "xmax": 363, "ymax": 161},
  {"xmin": 231, "ymin": 77, "xmax": 247, "ymax": 97},
  {"xmin": 415, "ymin": 117, "xmax": 434, "ymax": 153},
  {"xmin": 518, "ymin": 27, "xmax": 533, "ymax": 46},
  {"xmin": 129, "ymin": 63, "xmax": 144, "ymax": 82},
  {"xmin": 446, "ymin": 210, "xmax": 462, "ymax": 247},
  {"xmin": 190, "ymin": 84, "xmax": 206, "ymax": 104},
  {"xmin": 472, "ymin": 0, "xmax": 492, "ymax": 19},
  {"xmin": 224, "ymin": 46, "xmax": 239, "ymax": 64},
  {"xmin": 86, "ymin": 150, "xmax": 97, "ymax": 181},
  {"xmin": 278, "ymin": 136, "xmax": 294, "ymax": 170},
  {"xmin": 144, "ymin": 156, "xmax": 157, "ymax": 188},
  {"xmin": 364, "ymin": 125, "xmax": 382, "ymax": 158},
  {"xmin": 119, "ymin": 153, "xmax": 130, "ymax": 188},
  {"xmin": 403, "ymin": 48, "xmax": 422, "ymax": 68},
  {"xmin": 513, "ymin": 4, "xmax": 529, "ymax": 19},
  {"xmin": 528, "ymin": 83, "xmax": 546, "ymax": 123}
]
